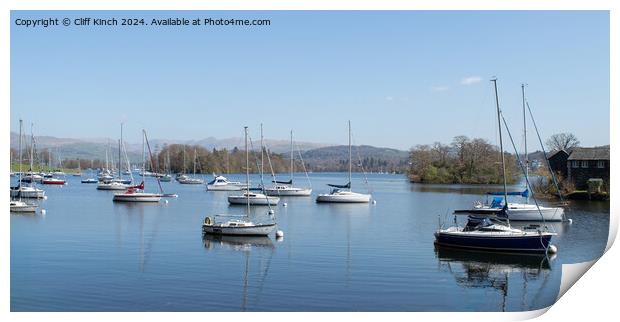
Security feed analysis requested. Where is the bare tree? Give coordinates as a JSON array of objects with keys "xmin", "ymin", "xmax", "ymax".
[{"xmin": 546, "ymin": 133, "xmax": 580, "ymax": 151}]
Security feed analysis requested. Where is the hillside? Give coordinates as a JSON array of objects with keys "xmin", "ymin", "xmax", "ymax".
[{"xmin": 301, "ymin": 145, "xmax": 409, "ymax": 173}]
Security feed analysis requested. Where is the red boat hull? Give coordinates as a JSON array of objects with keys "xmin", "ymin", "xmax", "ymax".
[{"xmin": 42, "ymin": 180, "xmax": 66, "ymax": 185}]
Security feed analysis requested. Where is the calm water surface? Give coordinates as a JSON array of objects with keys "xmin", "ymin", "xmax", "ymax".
[{"xmin": 10, "ymin": 173, "xmax": 609, "ymax": 311}]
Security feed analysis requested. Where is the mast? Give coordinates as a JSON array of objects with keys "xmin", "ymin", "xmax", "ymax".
[
  {"xmin": 348, "ymin": 120, "xmax": 352, "ymax": 191},
  {"xmin": 260, "ymin": 123, "xmax": 264, "ymax": 186},
  {"xmin": 18, "ymin": 120, "xmax": 23, "ymax": 198},
  {"xmin": 244, "ymin": 126, "xmax": 250, "ymax": 215},
  {"xmin": 521, "ymin": 84, "xmax": 528, "ymax": 199},
  {"xmin": 492, "ymin": 79, "xmax": 509, "ymax": 208},
  {"xmin": 290, "ymin": 130, "xmax": 294, "ymax": 182},
  {"xmin": 119, "ymin": 123, "xmax": 123, "ymax": 179},
  {"xmin": 30, "ymin": 123, "xmax": 34, "ymax": 173},
  {"xmin": 193, "ymin": 147, "xmax": 197, "ymax": 176}
]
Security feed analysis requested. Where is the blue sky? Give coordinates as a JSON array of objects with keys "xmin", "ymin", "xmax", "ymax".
[{"xmin": 10, "ymin": 11, "xmax": 609, "ymax": 150}]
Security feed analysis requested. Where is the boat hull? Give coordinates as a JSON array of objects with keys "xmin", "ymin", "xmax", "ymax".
[
  {"xmin": 10, "ymin": 188, "xmax": 45, "ymax": 199},
  {"xmin": 207, "ymin": 184, "xmax": 244, "ymax": 191},
  {"xmin": 113, "ymin": 193, "xmax": 161, "ymax": 202},
  {"xmin": 434, "ymin": 231, "xmax": 554, "ymax": 253},
  {"xmin": 455, "ymin": 205, "xmax": 565, "ymax": 222},
  {"xmin": 97, "ymin": 183, "xmax": 128, "ymax": 190},
  {"xmin": 42, "ymin": 179, "xmax": 66, "ymax": 185},
  {"xmin": 264, "ymin": 188, "xmax": 312, "ymax": 197},
  {"xmin": 316, "ymin": 192, "xmax": 371, "ymax": 203},
  {"xmin": 228, "ymin": 196, "xmax": 280, "ymax": 206},
  {"xmin": 10, "ymin": 202, "xmax": 37, "ymax": 213},
  {"xmin": 202, "ymin": 223, "xmax": 276, "ymax": 236}
]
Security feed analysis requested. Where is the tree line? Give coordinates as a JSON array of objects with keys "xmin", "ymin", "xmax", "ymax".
[{"xmin": 407, "ymin": 136, "xmax": 520, "ymax": 184}]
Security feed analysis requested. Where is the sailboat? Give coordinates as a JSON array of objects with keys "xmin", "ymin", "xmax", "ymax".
[
  {"xmin": 265, "ymin": 130, "xmax": 312, "ymax": 197},
  {"xmin": 178, "ymin": 147, "xmax": 204, "ymax": 184},
  {"xmin": 435, "ymin": 78, "xmax": 557, "ymax": 253},
  {"xmin": 10, "ymin": 120, "xmax": 39, "ymax": 213},
  {"xmin": 228, "ymin": 126, "xmax": 280, "ymax": 206},
  {"xmin": 158, "ymin": 149, "xmax": 172, "ymax": 182},
  {"xmin": 11, "ymin": 123, "xmax": 46, "ymax": 199},
  {"xmin": 316, "ymin": 121, "xmax": 371, "ymax": 203},
  {"xmin": 455, "ymin": 84, "xmax": 565, "ymax": 222},
  {"xmin": 113, "ymin": 130, "xmax": 162, "ymax": 203},
  {"xmin": 73, "ymin": 159, "xmax": 82, "ymax": 177},
  {"xmin": 203, "ymin": 126, "xmax": 277, "ymax": 236}
]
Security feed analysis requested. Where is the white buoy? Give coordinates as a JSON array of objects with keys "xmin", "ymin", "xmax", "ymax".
[
  {"xmin": 276, "ymin": 230, "xmax": 284, "ymax": 238},
  {"xmin": 372, "ymin": 200, "xmax": 377, "ymax": 204},
  {"xmin": 269, "ymin": 209, "xmax": 275, "ymax": 214},
  {"xmin": 283, "ymin": 202, "xmax": 287, "ymax": 207},
  {"xmin": 41, "ymin": 209, "xmax": 46, "ymax": 215},
  {"xmin": 547, "ymin": 245, "xmax": 558, "ymax": 254},
  {"xmin": 568, "ymin": 219, "xmax": 573, "ymax": 224},
  {"xmin": 164, "ymin": 199, "xmax": 169, "ymax": 204}
]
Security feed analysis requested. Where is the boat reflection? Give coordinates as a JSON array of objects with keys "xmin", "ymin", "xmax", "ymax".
[
  {"xmin": 435, "ymin": 246, "xmax": 555, "ymax": 311},
  {"xmin": 202, "ymin": 234, "xmax": 275, "ymax": 251},
  {"xmin": 202, "ymin": 234, "xmax": 275, "ymax": 311}
]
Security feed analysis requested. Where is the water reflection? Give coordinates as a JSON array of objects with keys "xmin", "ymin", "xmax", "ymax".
[
  {"xmin": 435, "ymin": 246, "xmax": 554, "ymax": 311},
  {"xmin": 202, "ymin": 234, "xmax": 276, "ymax": 311},
  {"xmin": 202, "ymin": 234, "xmax": 275, "ymax": 251}
]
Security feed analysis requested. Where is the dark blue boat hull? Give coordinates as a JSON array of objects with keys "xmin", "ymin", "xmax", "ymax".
[{"xmin": 434, "ymin": 232, "xmax": 553, "ymax": 253}]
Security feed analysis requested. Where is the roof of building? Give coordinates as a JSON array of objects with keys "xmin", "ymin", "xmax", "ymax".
[
  {"xmin": 567, "ymin": 147, "xmax": 610, "ymax": 161},
  {"xmin": 547, "ymin": 149, "xmax": 569, "ymax": 159}
]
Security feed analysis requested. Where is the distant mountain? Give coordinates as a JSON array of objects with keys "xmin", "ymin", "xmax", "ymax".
[
  {"xmin": 9, "ymin": 132, "xmax": 409, "ymax": 172},
  {"xmin": 301, "ymin": 145, "xmax": 409, "ymax": 173},
  {"xmin": 9, "ymin": 132, "xmax": 330, "ymax": 162}
]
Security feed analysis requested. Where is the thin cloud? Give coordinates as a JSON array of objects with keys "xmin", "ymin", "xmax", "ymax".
[
  {"xmin": 431, "ymin": 85, "xmax": 450, "ymax": 92},
  {"xmin": 460, "ymin": 76, "xmax": 482, "ymax": 85}
]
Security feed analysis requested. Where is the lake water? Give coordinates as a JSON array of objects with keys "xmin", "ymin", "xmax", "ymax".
[{"xmin": 10, "ymin": 173, "xmax": 609, "ymax": 311}]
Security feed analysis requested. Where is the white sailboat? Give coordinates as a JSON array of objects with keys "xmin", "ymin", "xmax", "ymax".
[
  {"xmin": 456, "ymin": 84, "xmax": 565, "ymax": 222},
  {"xmin": 113, "ymin": 129, "xmax": 162, "ymax": 203},
  {"xmin": 10, "ymin": 120, "xmax": 39, "ymax": 213},
  {"xmin": 265, "ymin": 130, "xmax": 312, "ymax": 197},
  {"xmin": 228, "ymin": 126, "xmax": 279, "ymax": 206},
  {"xmin": 204, "ymin": 126, "xmax": 277, "ymax": 236},
  {"xmin": 316, "ymin": 121, "xmax": 371, "ymax": 203},
  {"xmin": 178, "ymin": 147, "xmax": 204, "ymax": 184},
  {"xmin": 11, "ymin": 122, "xmax": 46, "ymax": 199}
]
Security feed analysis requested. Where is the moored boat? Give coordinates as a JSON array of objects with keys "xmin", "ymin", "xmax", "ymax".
[
  {"xmin": 228, "ymin": 192, "xmax": 280, "ymax": 206},
  {"xmin": 316, "ymin": 121, "xmax": 371, "ymax": 203}
]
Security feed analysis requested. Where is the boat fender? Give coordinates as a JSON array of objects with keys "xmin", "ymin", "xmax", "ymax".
[{"xmin": 276, "ymin": 230, "xmax": 284, "ymax": 238}]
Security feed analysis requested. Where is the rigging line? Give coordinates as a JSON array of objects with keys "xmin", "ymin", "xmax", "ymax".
[
  {"xmin": 143, "ymin": 130, "xmax": 164, "ymax": 194},
  {"xmin": 249, "ymin": 135, "xmax": 275, "ymax": 216},
  {"xmin": 295, "ymin": 143, "xmax": 312, "ymax": 189},
  {"xmin": 351, "ymin": 132, "xmax": 372, "ymax": 194},
  {"xmin": 499, "ymin": 111, "xmax": 552, "ymax": 232},
  {"xmin": 526, "ymin": 100, "xmax": 566, "ymax": 206},
  {"xmin": 264, "ymin": 144, "xmax": 280, "ymax": 198}
]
